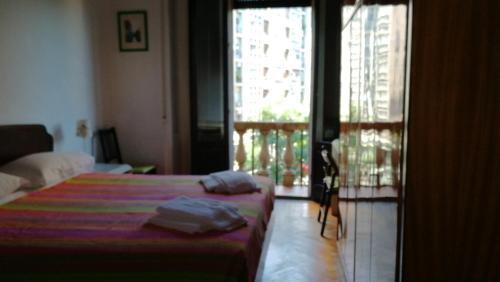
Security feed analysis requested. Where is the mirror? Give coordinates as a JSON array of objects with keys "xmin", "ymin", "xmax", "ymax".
[{"xmin": 337, "ymin": 1, "xmax": 408, "ymax": 281}]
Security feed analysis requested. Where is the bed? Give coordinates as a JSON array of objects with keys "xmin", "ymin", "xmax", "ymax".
[{"xmin": 0, "ymin": 125, "xmax": 274, "ymax": 282}]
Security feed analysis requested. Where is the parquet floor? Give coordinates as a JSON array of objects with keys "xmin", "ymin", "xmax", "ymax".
[{"xmin": 256, "ymin": 199, "xmax": 342, "ymax": 282}]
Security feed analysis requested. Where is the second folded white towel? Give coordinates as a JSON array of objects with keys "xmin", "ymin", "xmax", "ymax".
[
  {"xmin": 200, "ymin": 170, "xmax": 260, "ymax": 194},
  {"xmin": 149, "ymin": 196, "xmax": 247, "ymax": 234}
]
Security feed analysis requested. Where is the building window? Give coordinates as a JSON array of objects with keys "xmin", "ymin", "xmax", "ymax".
[
  {"xmin": 264, "ymin": 20, "xmax": 269, "ymax": 34},
  {"xmin": 285, "ymin": 27, "xmax": 290, "ymax": 38},
  {"xmin": 284, "ymin": 70, "xmax": 289, "ymax": 79},
  {"xmin": 263, "ymin": 44, "xmax": 269, "ymax": 55},
  {"xmin": 235, "ymin": 12, "xmax": 243, "ymax": 33},
  {"xmin": 263, "ymin": 89, "xmax": 269, "ymax": 98},
  {"xmin": 263, "ymin": 67, "xmax": 269, "ymax": 77},
  {"xmin": 235, "ymin": 86, "xmax": 243, "ymax": 107},
  {"xmin": 236, "ymin": 62, "xmax": 242, "ymax": 83},
  {"xmin": 284, "ymin": 49, "xmax": 289, "ymax": 59},
  {"xmin": 235, "ymin": 37, "xmax": 242, "ymax": 59}
]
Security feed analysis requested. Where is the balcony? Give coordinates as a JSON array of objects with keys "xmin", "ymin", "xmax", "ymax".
[
  {"xmin": 232, "ymin": 121, "xmax": 402, "ymax": 198},
  {"xmin": 233, "ymin": 121, "xmax": 309, "ymax": 190},
  {"xmin": 339, "ymin": 121, "xmax": 403, "ymax": 199}
]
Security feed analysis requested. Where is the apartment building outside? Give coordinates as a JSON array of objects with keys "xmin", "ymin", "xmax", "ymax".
[
  {"xmin": 341, "ymin": 5, "xmax": 406, "ymax": 123},
  {"xmin": 233, "ymin": 8, "xmax": 312, "ymax": 122}
]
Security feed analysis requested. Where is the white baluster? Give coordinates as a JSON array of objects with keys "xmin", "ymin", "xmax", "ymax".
[
  {"xmin": 257, "ymin": 128, "xmax": 270, "ymax": 176},
  {"xmin": 235, "ymin": 127, "xmax": 247, "ymax": 171},
  {"xmin": 282, "ymin": 129, "xmax": 295, "ymax": 187}
]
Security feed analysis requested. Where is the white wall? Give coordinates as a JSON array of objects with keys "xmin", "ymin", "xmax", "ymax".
[
  {"xmin": 0, "ymin": 0, "xmax": 99, "ymax": 153},
  {"xmin": 90, "ymin": 0, "xmax": 174, "ymax": 173}
]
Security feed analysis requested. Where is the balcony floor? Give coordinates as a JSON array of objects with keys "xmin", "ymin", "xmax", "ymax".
[{"xmin": 275, "ymin": 185, "xmax": 310, "ymax": 198}]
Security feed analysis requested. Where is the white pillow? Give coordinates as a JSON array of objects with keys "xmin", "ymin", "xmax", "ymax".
[
  {"xmin": 0, "ymin": 152, "xmax": 95, "ymax": 188},
  {"xmin": 0, "ymin": 172, "xmax": 30, "ymax": 197}
]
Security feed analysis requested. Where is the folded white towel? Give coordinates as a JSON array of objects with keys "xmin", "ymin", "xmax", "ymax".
[
  {"xmin": 149, "ymin": 196, "xmax": 247, "ymax": 234},
  {"xmin": 200, "ymin": 170, "xmax": 260, "ymax": 194}
]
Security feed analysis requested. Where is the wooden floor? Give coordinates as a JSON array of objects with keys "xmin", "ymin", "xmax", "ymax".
[{"xmin": 256, "ymin": 199, "xmax": 343, "ymax": 282}]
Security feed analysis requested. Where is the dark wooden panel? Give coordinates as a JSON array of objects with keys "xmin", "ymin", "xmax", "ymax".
[
  {"xmin": 310, "ymin": 0, "xmax": 342, "ymax": 193},
  {"xmin": 403, "ymin": 0, "xmax": 500, "ymax": 281},
  {"xmin": 0, "ymin": 124, "xmax": 53, "ymax": 166},
  {"xmin": 189, "ymin": 0, "xmax": 230, "ymax": 174}
]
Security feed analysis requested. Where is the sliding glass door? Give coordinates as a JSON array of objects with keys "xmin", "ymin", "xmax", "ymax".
[{"xmin": 337, "ymin": 1, "xmax": 409, "ymax": 281}]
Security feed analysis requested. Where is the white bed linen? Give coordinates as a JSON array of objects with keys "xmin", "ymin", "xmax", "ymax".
[
  {"xmin": 0, "ymin": 177, "xmax": 71, "ymax": 206},
  {"xmin": 0, "ymin": 152, "xmax": 94, "ymax": 188}
]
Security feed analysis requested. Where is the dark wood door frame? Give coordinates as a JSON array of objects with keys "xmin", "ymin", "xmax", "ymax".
[{"xmin": 189, "ymin": 0, "xmax": 230, "ymax": 174}]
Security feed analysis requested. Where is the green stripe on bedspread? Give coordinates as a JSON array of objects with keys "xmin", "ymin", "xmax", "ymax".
[{"xmin": 0, "ymin": 173, "xmax": 274, "ymax": 282}]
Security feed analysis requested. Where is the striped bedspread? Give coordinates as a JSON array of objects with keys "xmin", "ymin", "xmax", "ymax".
[{"xmin": 0, "ymin": 173, "xmax": 274, "ymax": 282}]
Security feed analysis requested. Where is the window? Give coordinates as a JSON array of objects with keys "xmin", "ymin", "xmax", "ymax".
[
  {"xmin": 250, "ymin": 44, "xmax": 256, "ymax": 56},
  {"xmin": 231, "ymin": 6, "xmax": 313, "ymax": 185},
  {"xmin": 235, "ymin": 62, "xmax": 242, "ymax": 83},
  {"xmin": 264, "ymin": 20, "xmax": 269, "ymax": 34},
  {"xmin": 235, "ymin": 86, "xmax": 243, "ymax": 107},
  {"xmin": 235, "ymin": 12, "xmax": 243, "ymax": 33},
  {"xmin": 250, "ymin": 67, "xmax": 257, "ymax": 79},
  {"xmin": 235, "ymin": 37, "xmax": 242, "ymax": 58}
]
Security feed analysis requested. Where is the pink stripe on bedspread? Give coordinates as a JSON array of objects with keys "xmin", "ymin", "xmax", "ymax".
[{"xmin": 0, "ymin": 173, "xmax": 274, "ymax": 282}]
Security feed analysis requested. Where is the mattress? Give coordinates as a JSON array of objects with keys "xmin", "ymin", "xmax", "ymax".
[{"xmin": 0, "ymin": 173, "xmax": 274, "ymax": 282}]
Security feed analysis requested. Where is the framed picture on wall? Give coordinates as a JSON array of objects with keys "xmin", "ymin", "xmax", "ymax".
[{"xmin": 117, "ymin": 10, "xmax": 148, "ymax": 52}]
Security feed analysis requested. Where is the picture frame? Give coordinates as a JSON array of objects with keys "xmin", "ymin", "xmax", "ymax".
[{"xmin": 117, "ymin": 10, "xmax": 148, "ymax": 52}]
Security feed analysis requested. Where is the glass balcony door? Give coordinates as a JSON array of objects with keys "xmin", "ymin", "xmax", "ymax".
[{"xmin": 231, "ymin": 7, "xmax": 313, "ymax": 197}]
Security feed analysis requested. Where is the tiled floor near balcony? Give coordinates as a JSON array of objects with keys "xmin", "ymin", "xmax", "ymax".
[{"xmin": 274, "ymin": 185, "xmax": 310, "ymax": 198}]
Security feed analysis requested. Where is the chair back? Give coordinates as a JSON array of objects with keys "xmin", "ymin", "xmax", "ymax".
[
  {"xmin": 97, "ymin": 127, "xmax": 123, "ymax": 164},
  {"xmin": 320, "ymin": 144, "xmax": 339, "ymax": 188}
]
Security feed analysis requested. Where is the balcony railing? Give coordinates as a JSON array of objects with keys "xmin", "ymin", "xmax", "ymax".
[
  {"xmin": 233, "ymin": 122, "xmax": 309, "ymax": 187},
  {"xmin": 232, "ymin": 121, "xmax": 401, "ymax": 190},
  {"xmin": 339, "ymin": 121, "xmax": 403, "ymax": 190}
]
